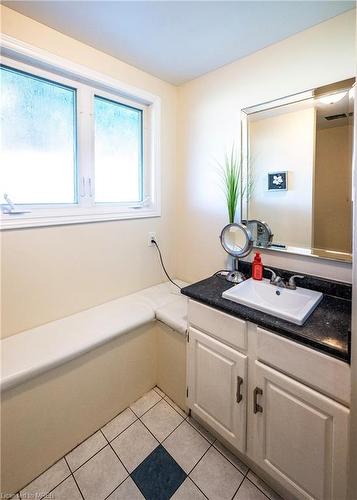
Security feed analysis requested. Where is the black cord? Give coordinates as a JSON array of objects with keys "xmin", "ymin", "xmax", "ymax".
[
  {"xmin": 152, "ymin": 240, "xmax": 181, "ymax": 290},
  {"xmin": 152, "ymin": 242, "xmax": 230, "ymax": 290}
]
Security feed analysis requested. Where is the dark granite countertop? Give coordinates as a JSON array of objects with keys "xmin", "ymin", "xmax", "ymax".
[{"xmin": 181, "ymin": 271, "xmax": 351, "ymax": 363}]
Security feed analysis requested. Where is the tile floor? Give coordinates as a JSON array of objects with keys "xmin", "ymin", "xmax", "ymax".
[{"xmin": 17, "ymin": 387, "xmax": 283, "ymax": 500}]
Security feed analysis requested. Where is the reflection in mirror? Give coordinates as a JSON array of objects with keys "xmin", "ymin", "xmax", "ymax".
[
  {"xmin": 244, "ymin": 219, "xmax": 273, "ymax": 248},
  {"xmin": 242, "ymin": 79, "xmax": 354, "ymax": 263}
]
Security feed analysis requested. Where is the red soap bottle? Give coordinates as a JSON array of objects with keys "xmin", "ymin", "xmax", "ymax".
[{"xmin": 252, "ymin": 252, "xmax": 263, "ymax": 280}]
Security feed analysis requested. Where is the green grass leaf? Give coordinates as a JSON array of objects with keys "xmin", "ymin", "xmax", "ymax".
[{"xmin": 217, "ymin": 144, "xmax": 241, "ymax": 224}]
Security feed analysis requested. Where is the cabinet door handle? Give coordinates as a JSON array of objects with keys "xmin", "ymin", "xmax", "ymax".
[
  {"xmin": 253, "ymin": 387, "xmax": 263, "ymax": 413},
  {"xmin": 236, "ymin": 376, "xmax": 243, "ymax": 403}
]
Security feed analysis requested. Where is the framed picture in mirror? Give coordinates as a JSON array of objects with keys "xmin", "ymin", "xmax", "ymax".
[{"xmin": 268, "ymin": 171, "xmax": 288, "ymax": 191}]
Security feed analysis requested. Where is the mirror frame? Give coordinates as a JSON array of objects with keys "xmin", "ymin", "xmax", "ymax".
[{"xmin": 240, "ymin": 79, "xmax": 355, "ymax": 264}]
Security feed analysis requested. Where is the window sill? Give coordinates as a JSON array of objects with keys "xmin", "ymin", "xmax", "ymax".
[{"xmin": 1, "ymin": 206, "xmax": 161, "ymax": 230}]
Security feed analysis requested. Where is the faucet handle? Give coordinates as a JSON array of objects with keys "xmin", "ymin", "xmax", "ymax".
[
  {"xmin": 288, "ymin": 275, "xmax": 304, "ymax": 289},
  {"xmin": 265, "ymin": 268, "xmax": 277, "ymax": 283}
]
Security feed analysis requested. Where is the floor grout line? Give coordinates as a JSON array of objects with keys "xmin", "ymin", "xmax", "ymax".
[
  {"xmin": 100, "ymin": 429, "xmax": 134, "ymax": 500},
  {"xmin": 63, "ymin": 456, "xmax": 85, "ymax": 500},
  {"xmin": 66, "ymin": 441, "xmax": 110, "ymax": 475},
  {"xmin": 230, "ymin": 473, "xmax": 246, "ymax": 500},
  {"xmin": 101, "ymin": 391, "xmax": 164, "ymax": 444},
  {"xmin": 41, "ymin": 464, "xmax": 77, "ymax": 500},
  {"xmin": 182, "ymin": 477, "xmax": 210, "ymax": 500},
  {"xmin": 137, "ymin": 395, "xmax": 189, "ymax": 444},
  {"xmin": 97, "ymin": 408, "xmax": 135, "ymax": 438},
  {"xmin": 130, "ymin": 393, "xmax": 164, "ymax": 419},
  {"xmin": 185, "ymin": 443, "xmax": 214, "ymax": 498},
  {"xmin": 71, "ymin": 472, "xmax": 86, "ymax": 500},
  {"xmin": 17, "ymin": 461, "xmax": 72, "ymax": 500},
  {"xmin": 128, "ymin": 389, "xmax": 164, "ymax": 418},
  {"xmin": 187, "ymin": 442, "xmax": 213, "ymax": 476},
  {"xmin": 100, "ymin": 428, "xmax": 131, "ymax": 476},
  {"xmin": 102, "ymin": 475, "xmax": 128, "ymax": 500},
  {"xmin": 161, "ymin": 418, "xmax": 187, "ymax": 445},
  {"xmin": 70, "ymin": 409, "xmax": 132, "ymax": 456},
  {"xmin": 138, "ymin": 406, "xmax": 184, "ymax": 445},
  {"xmin": 102, "ymin": 414, "xmax": 139, "ymax": 444}
]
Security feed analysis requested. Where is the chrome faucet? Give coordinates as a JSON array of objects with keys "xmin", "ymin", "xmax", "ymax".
[
  {"xmin": 265, "ymin": 268, "xmax": 304, "ymax": 290},
  {"xmin": 265, "ymin": 268, "xmax": 284, "ymax": 287},
  {"xmin": 286, "ymin": 275, "xmax": 305, "ymax": 290}
]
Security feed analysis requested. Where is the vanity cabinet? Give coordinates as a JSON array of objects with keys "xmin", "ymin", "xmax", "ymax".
[
  {"xmin": 187, "ymin": 327, "xmax": 247, "ymax": 452},
  {"xmin": 186, "ymin": 300, "xmax": 350, "ymax": 500},
  {"xmin": 251, "ymin": 361, "xmax": 349, "ymax": 500}
]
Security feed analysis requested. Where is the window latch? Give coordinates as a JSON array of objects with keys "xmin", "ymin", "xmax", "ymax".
[
  {"xmin": 88, "ymin": 178, "xmax": 93, "ymax": 197},
  {"xmin": 80, "ymin": 177, "xmax": 86, "ymax": 197},
  {"xmin": 2, "ymin": 194, "xmax": 31, "ymax": 215},
  {"xmin": 80, "ymin": 178, "xmax": 93, "ymax": 198}
]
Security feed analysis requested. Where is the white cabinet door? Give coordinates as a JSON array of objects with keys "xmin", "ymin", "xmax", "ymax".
[
  {"xmin": 187, "ymin": 327, "xmax": 247, "ymax": 452},
  {"xmin": 251, "ymin": 361, "xmax": 349, "ymax": 500}
]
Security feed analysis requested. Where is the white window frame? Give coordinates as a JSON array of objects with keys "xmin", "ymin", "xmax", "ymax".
[{"xmin": 0, "ymin": 35, "xmax": 161, "ymax": 230}]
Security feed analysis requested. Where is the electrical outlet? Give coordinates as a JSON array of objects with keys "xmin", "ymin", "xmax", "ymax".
[{"xmin": 148, "ymin": 232, "xmax": 156, "ymax": 246}]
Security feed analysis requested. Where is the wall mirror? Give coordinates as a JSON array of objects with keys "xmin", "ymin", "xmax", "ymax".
[{"xmin": 241, "ymin": 78, "xmax": 355, "ymax": 263}]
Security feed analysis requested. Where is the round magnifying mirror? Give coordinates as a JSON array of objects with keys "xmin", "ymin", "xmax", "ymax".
[
  {"xmin": 220, "ymin": 223, "xmax": 253, "ymax": 283},
  {"xmin": 246, "ymin": 219, "xmax": 273, "ymax": 248}
]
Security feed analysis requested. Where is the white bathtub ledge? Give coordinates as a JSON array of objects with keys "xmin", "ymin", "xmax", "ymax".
[
  {"xmin": 156, "ymin": 298, "xmax": 188, "ymax": 335},
  {"xmin": 130, "ymin": 280, "xmax": 186, "ymax": 310},
  {"xmin": 1, "ymin": 280, "xmax": 188, "ymax": 392}
]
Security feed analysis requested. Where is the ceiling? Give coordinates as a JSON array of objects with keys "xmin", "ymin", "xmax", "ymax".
[{"xmin": 3, "ymin": 1, "xmax": 355, "ymax": 85}]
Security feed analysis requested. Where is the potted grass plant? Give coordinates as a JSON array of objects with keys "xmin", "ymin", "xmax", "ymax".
[{"xmin": 218, "ymin": 145, "xmax": 247, "ymax": 224}]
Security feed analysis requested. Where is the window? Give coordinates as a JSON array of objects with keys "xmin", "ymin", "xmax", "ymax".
[
  {"xmin": 0, "ymin": 39, "xmax": 160, "ymax": 229},
  {"xmin": 1, "ymin": 66, "xmax": 77, "ymax": 204},
  {"xmin": 94, "ymin": 96, "xmax": 143, "ymax": 203}
]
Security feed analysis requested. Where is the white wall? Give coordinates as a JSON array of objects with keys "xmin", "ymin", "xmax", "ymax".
[
  {"xmin": 0, "ymin": 6, "xmax": 178, "ymax": 338},
  {"xmin": 249, "ymin": 107, "xmax": 315, "ymax": 249},
  {"xmin": 176, "ymin": 10, "xmax": 355, "ymax": 284}
]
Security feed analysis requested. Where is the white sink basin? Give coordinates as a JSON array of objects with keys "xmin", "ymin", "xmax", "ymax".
[{"xmin": 222, "ymin": 278, "xmax": 323, "ymax": 325}]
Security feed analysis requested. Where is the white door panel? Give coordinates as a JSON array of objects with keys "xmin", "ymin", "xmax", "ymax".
[
  {"xmin": 252, "ymin": 361, "xmax": 349, "ymax": 500},
  {"xmin": 187, "ymin": 327, "xmax": 247, "ymax": 451}
]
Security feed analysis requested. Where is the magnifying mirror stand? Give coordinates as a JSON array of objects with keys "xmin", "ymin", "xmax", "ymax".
[{"xmin": 226, "ymin": 258, "xmax": 245, "ymax": 283}]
